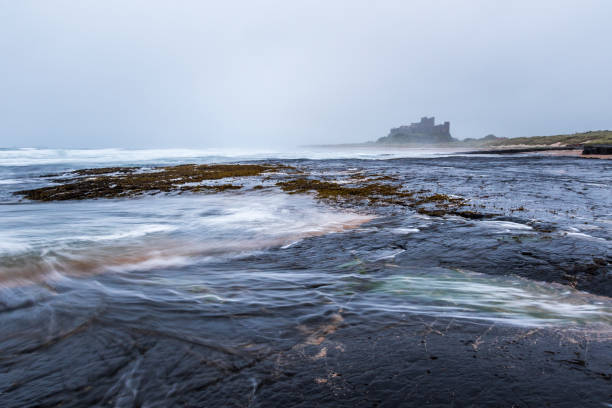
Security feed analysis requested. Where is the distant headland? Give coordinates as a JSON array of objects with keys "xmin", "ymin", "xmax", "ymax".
[
  {"xmin": 371, "ymin": 116, "xmax": 611, "ymax": 152},
  {"xmin": 305, "ymin": 115, "xmax": 611, "ymax": 157},
  {"xmin": 376, "ymin": 116, "xmax": 454, "ymax": 144}
]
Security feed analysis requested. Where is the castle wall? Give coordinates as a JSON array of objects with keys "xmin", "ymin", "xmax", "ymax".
[{"xmin": 378, "ymin": 116, "xmax": 452, "ymax": 144}]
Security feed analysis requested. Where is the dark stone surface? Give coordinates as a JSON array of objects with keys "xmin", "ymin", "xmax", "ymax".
[
  {"xmin": 463, "ymin": 147, "xmax": 581, "ymax": 155},
  {"xmin": 252, "ymin": 320, "xmax": 611, "ymax": 408},
  {"xmin": 583, "ymin": 145, "xmax": 612, "ymax": 155},
  {"xmin": 2, "ymin": 312, "xmax": 609, "ymax": 407},
  {"xmin": 2, "ymin": 154, "xmax": 610, "ymax": 407}
]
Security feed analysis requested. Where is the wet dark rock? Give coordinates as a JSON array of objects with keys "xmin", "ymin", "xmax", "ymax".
[
  {"xmin": 2, "ymin": 154, "xmax": 611, "ymax": 407},
  {"xmin": 582, "ymin": 144, "xmax": 612, "ymax": 155},
  {"xmin": 464, "ymin": 146, "xmax": 581, "ymax": 155},
  {"xmin": 14, "ymin": 164, "xmax": 289, "ymax": 201},
  {"xmin": 275, "ymin": 177, "xmax": 486, "ymax": 219},
  {"xmin": 276, "ymin": 178, "xmax": 407, "ymax": 203},
  {"xmin": 17, "ymin": 161, "xmax": 492, "ymax": 220}
]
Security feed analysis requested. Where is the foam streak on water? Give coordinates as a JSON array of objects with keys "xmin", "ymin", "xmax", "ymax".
[
  {"xmin": 364, "ymin": 268, "xmax": 612, "ymax": 327},
  {"xmin": 0, "ymin": 149, "xmax": 610, "ymax": 340},
  {"xmin": 0, "ymin": 193, "xmax": 372, "ymax": 285},
  {"xmin": 0, "ymin": 146, "xmax": 466, "ymax": 167}
]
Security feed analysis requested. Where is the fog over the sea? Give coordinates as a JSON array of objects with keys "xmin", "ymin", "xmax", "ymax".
[{"xmin": 1, "ymin": 1, "xmax": 611, "ymax": 148}]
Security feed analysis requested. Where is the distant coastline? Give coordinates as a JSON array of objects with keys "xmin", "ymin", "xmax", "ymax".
[{"xmin": 308, "ymin": 120, "xmax": 612, "ymax": 157}]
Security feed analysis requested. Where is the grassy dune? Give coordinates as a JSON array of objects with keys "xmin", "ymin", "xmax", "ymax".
[{"xmin": 481, "ymin": 130, "xmax": 612, "ymax": 147}]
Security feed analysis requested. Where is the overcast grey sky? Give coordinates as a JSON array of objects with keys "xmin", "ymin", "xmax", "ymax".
[{"xmin": 1, "ymin": 1, "xmax": 611, "ymax": 148}]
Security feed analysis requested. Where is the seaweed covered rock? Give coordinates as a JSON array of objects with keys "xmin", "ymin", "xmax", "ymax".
[{"xmin": 15, "ymin": 164, "xmax": 289, "ymax": 201}]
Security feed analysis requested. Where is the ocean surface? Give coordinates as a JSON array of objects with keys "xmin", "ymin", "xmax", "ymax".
[{"xmin": 1, "ymin": 147, "xmax": 611, "ymax": 406}]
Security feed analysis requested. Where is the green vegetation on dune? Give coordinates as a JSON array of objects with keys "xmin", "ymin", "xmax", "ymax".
[{"xmin": 476, "ymin": 130, "xmax": 612, "ymax": 147}]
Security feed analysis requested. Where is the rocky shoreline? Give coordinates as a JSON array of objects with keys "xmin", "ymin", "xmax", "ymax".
[
  {"xmin": 462, "ymin": 146, "xmax": 583, "ymax": 155},
  {"xmin": 3, "ymin": 158, "xmax": 611, "ymax": 408},
  {"xmin": 13, "ymin": 162, "xmax": 611, "ymax": 297},
  {"xmin": 14, "ymin": 163, "xmax": 493, "ymax": 220},
  {"xmin": 462, "ymin": 145, "xmax": 612, "ymax": 158}
]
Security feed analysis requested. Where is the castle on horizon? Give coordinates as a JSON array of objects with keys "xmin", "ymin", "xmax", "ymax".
[{"xmin": 377, "ymin": 116, "xmax": 454, "ymax": 144}]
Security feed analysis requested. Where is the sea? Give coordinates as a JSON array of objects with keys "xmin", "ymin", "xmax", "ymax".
[{"xmin": 1, "ymin": 147, "xmax": 610, "ymax": 406}]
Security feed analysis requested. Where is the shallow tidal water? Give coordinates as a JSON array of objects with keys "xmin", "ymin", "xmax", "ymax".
[{"xmin": 0, "ymin": 148, "xmax": 611, "ymax": 407}]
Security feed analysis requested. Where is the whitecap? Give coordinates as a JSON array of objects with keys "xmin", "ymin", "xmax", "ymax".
[
  {"xmin": 481, "ymin": 220, "xmax": 534, "ymax": 231},
  {"xmin": 563, "ymin": 231, "xmax": 607, "ymax": 242},
  {"xmin": 71, "ymin": 224, "xmax": 177, "ymax": 242},
  {"xmin": 390, "ymin": 228, "xmax": 420, "ymax": 234}
]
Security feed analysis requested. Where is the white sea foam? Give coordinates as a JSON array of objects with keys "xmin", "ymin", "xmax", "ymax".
[
  {"xmin": 0, "ymin": 239, "xmax": 31, "ymax": 255},
  {"xmin": 371, "ymin": 268, "xmax": 612, "ymax": 327},
  {"xmin": 281, "ymin": 240, "xmax": 301, "ymax": 249},
  {"xmin": 0, "ymin": 179, "xmax": 24, "ymax": 185},
  {"xmin": 390, "ymin": 228, "xmax": 420, "ymax": 234},
  {"xmin": 481, "ymin": 220, "xmax": 533, "ymax": 232},
  {"xmin": 0, "ymin": 192, "xmax": 373, "ymax": 286},
  {"xmin": 563, "ymin": 231, "xmax": 608, "ymax": 242},
  {"xmin": 0, "ymin": 147, "xmax": 467, "ymax": 167},
  {"xmin": 71, "ymin": 224, "xmax": 177, "ymax": 242},
  {"xmin": 371, "ymin": 249, "xmax": 406, "ymax": 261}
]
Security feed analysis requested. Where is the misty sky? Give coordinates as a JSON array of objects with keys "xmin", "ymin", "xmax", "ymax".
[{"xmin": 1, "ymin": 1, "xmax": 611, "ymax": 148}]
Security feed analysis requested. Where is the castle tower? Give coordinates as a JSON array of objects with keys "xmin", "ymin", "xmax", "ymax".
[{"xmin": 421, "ymin": 117, "xmax": 435, "ymax": 128}]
